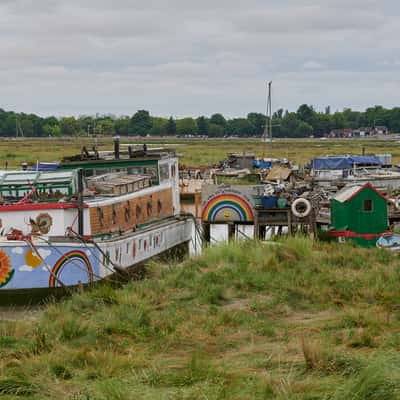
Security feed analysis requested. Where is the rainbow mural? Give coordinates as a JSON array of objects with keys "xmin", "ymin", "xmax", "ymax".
[
  {"xmin": 49, "ymin": 250, "xmax": 94, "ymax": 288},
  {"xmin": 201, "ymin": 193, "xmax": 254, "ymax": 222}
]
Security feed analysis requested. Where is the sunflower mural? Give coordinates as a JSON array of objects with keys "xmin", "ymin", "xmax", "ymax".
[{"xmin": 0, "ymin": 250, "xmax": 14, "ymax": 288}]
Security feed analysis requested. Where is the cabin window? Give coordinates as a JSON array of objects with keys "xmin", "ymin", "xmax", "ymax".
[
  {"xmin": 159, "ymin": 164, "xmax": 170, "ymax": 181},
  {"xmin": 97, "ymin": 207, "xmax": 104, "ymax": 227},
  {"xmin": 124, "ymin": 201, "xmax": 131, "ymax": 222},
  {"xmin": 112, "ymin": 205, "xmax": 117, "ymax": 224},
  {"xmin": 157, "ymin": 199, "xmax": 162, "ymax": 214},
  {"xmin": 147, "ymin": 200, "xmax": 153, "ymax": 217},
  {"xmin": 363, "ymin": 199, "xmax": 373, "ymax": 212},
  {"xmin": 136, "ymin": 204, "xmax": 141, "ymax": 220},
  {"xmin": 171, "ymin": 164, "xmax": 176, "ymax": 178}
]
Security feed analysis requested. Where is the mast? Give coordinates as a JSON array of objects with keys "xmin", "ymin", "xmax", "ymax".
[
  {"xmin": 261, "ymin": 81, "xmax": 272, "ymax": 143},
  {"xmin": 15, "ymin": 116, "xmax": 24, "ymax": 138}
]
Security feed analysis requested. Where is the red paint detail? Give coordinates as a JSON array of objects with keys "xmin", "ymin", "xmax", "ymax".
[
  {"xmin": 344, "ymin": 182, "xmax": 388, "ymax": 203},
  {"xmin": 329, "ymin": 229, "xmax": 391, "ymax": 241},
  {"xmin": 7, "ymin": 229, "xmax": 27, "ymax": 241},
  {"xmin": 0, "ymin": 203, "xmax": 88, "ymax": 212}
]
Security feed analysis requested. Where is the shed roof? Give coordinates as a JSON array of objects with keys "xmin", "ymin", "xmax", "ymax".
[
  {"xmin": 333, "ymin": 182, "xmax": 387, "ymax": 203},
  {"xmin": 266, "ymin": 166, "xmax": 292, "ymax": 181}
]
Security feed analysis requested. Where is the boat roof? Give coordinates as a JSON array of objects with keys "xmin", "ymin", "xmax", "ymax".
[
  {"xmin": 333, "ymin": 182, "xmax": 387, "ymax": 203},
  {"xmin": 312, "ymin": 156, "xmax": 382, "ymax": 170},
  {"xmin": 0, "ymin": 170, "xmax": 76, "ymax": 186},
  {"xmin": 61, "ymin": 148, "xmax": 177, "ymax": 166}
]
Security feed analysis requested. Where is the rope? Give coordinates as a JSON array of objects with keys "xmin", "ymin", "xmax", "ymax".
[
  {"xmin": 24, "ymin": 238, "xmax": 67, "ymax": 289},
  {"xmin": 236, "ymin": 228, "xmax": 253, "ymax": 241},
  {"xmin": 35, "ymin": 235, "xmax": 113, "ymax": 283},
  {"xmin": 66, "ymin": 228, "xmax": 122, "ymax": 274}
]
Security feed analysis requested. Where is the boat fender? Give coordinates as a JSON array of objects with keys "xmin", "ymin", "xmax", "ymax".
[
  {"xmin": 388, "ymin": 198, "xmax": 400, "ymax": 210},
  {"xmin": 291, "ymin": 198, "xmax": 312, "ymax": 218}
]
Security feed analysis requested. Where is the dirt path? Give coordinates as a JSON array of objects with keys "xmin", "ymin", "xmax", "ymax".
[{"xmin": 0, "ymin": 306, "xmax": 41, "ymax": 321}]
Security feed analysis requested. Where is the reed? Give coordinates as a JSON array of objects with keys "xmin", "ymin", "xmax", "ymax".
[{"xmin": 2, "ymin": 237, "xmax": 400, "ymax": 399}]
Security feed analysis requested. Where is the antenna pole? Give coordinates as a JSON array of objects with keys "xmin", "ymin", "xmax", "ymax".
[
  {"xmin": 262, "ymin": 81, "xmax": 272, "ymax": 143},
  {"xmin": 268, "ymin": 81, "xmax": 272, "ymax": 143}
]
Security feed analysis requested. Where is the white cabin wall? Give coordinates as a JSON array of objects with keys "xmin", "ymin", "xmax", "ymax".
[
  {"xmin": 64, "ymin": 208, "xmax": 91, "ymax": 236},
  {"xmin": 158, "ymin": 158, "xmax": 180, "ymax": 215},
  {"xmin": 0, "ymin": 209, "xmax": 68, "ymax": 237},
  {"xmin": 171, "ymin": 158, "xmax": 180, "ymax": 215}
]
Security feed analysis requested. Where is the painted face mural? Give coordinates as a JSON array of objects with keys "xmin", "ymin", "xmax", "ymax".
[{"xmin": 0, "ymin": 250, "xmax": 14, "ymax": 288}]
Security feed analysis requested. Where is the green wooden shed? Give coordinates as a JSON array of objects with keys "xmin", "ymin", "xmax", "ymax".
[{"xmin": 329, "ymin": 182, "xmax": 389, "ymax": 247}]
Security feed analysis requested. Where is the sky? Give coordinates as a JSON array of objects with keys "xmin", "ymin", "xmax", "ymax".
[{"xmin": 0, "ymin": 0, "xmax": 399, "ymax": 118}]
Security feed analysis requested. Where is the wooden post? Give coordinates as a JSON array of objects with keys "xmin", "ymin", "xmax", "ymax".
[
  {"xmin": 203, "ymin": 223, "xmax": 211, "ymax": 245},
  {"xmin": 228, "ymin": 223, "xmax": 235, "ymax": 241},
  {"xmin": 77, "ymin": 168, "xmax": 84, "ymax": 236},
  {"xmin": 194, "ymin": 192, "xmax": 201, "ymax": 218}
]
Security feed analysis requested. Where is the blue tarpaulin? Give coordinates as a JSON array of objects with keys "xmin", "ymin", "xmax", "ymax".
[
  {"xmin": 312, "ymin": 156, "xmax": 382, "ymax": 170},
  {"xmin": 31, "ymin": 162, "xmax": 60, "ymax": 171},
  {"xmin": 252, "ymin": 160, "xmax": 272, "ymax": 169}
]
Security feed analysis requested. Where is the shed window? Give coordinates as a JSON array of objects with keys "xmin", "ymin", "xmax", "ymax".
[{"xmin": 363, "ymin": 199, "xmax": 373, "ymax": 212}]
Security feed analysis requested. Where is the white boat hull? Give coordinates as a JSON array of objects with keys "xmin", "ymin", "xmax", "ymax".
[{"xmin": 0, "ymin": 218, "xmax": 193, "ymax": 292}]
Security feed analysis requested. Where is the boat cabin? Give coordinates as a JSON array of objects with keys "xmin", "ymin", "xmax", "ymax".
[
  {"xmin": 0, "ymin": 145, "xmax": 180, "ymax": 240},
  {"xmin": 311, "ymin": 155, "xmax": 383, "ymax": 181},
  {"xmin": 329, "ymin": 182, "xmax": 389, "ymax": 247}
]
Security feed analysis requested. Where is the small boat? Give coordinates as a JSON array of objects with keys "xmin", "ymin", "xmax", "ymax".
[
  {"xmin": 376, "ymin": 234, "xmax": 400, "ymax": 251},
  {"xmin": 0, "ymin": 140, "xmax": 194, "ymax": 303}
]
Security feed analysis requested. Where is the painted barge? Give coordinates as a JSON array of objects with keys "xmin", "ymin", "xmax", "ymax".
[{"xmin": 0, "ymin": 142, "xmax": 193, "ymax": 302}]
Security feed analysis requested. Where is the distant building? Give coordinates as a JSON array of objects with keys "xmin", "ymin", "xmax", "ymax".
[
  {"xmin": 327, "ymin": 126, "xmax": 390, "ymax": 138},
  {"xmin": 374, "ymin": 126, "xmax": 389, "ymax": 135}
]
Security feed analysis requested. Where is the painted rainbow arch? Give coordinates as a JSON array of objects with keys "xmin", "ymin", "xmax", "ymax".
[
  {"xmin": 49, "ymin": 250, "xmax": 94, "ymax": 288},
  {"xmin": 201, "ymin": 193, "xmax": 254, "ymax": 222}
]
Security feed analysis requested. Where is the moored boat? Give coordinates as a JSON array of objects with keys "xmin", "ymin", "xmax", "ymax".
[{"xmin": 0, "ymin": 141, "xmax": 193, "ymax": 303}]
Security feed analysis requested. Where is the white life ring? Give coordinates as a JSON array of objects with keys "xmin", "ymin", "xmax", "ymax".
[
  {"xmin": 291, "ymin": 198, "xmax": 312, "ymax": 218},
  {"xmin": 388, "ymin": 198, "xmax": 400, "ymax": 210}
]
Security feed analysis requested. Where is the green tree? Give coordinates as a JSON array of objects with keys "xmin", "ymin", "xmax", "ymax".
[
  {"xmin": 226, "ymin": 118, "xmax": 254, "ymax": 137},
  {"xmin": 280, "ymin": 112, "xmax": 301, "ymax": 137},
  {"xmin": 95, "ymin": 118, "xmax": 114, "ymax": 136},
  {"xmin": 208, "ymin": 123, "xmax": 225, "ymax": 138},
  {"xmin": 210, "ymin": 113, "xmax": 226, "ymax": 127},
  {"xmin": 247, "ymin": 112, "xmax": 265, "ymax": 136},
  {"xmin": 196, "ymin": 116, "xmax": 209, "ymax": 136},
  {"xmin": 115, "ymin": 117, "xmax": 130, "ymax": 136},
  {"xmin": 176, "ymin": 118, "xmax": 197, "ymax": 136},
  {"xmin": 166, "ymin": 117, "xmax": 177, "ymax": 136},
  {"xmin": 43, "ymin": 124, "xmax": 61, "ymax": 137},
  {"xmin": 297, "ymin": 104, "xmax": 315, "ymax": 125},
  {"xmin": 297, "ymin": 121, "xmax": 314, "ymax": 137},
  {"xmin": 60, "ymin": 117, "xmax": 79, "ymax": 136},
  {"xmin": 149, "ymin": 117, "xmax": 168, "ymax": 136},
  {"xmin": 130, "ymin": 110, "xmax": 152, "ymax": 136}
]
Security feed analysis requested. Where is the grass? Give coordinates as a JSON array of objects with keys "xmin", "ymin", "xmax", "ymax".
[
  {"xmin": 1, "ymin": 136, "xmax": 400, "ymax": 168},
  {"xmin": 2, "ymin": 238, "xmax": 400, "ymax": 398}
]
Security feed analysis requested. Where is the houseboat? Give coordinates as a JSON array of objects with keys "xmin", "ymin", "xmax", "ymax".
[
  {"xmin": 0, "ymin": 141, "xmax": 193, "ymax": 302},
  {"xmin": 310, "ymin": 155, "xmax": 400, "ymax": 190}
]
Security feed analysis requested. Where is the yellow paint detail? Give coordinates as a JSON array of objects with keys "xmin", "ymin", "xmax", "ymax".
[
  {"xmin": 224, "ymin": 210, "xmax": 231, "ymax": 218},
  {"xmin": 25, "ymin": 249, "xmax": 42, "ymax": 269}
]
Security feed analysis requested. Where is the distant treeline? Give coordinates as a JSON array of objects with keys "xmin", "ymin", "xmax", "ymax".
[{"xmin": 1, "ymin": 105, "xmax": 400, "ymax": 138}]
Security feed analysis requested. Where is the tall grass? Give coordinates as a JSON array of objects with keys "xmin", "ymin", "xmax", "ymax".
[{"xmin": 2, "ymin": 237, "xmax": 400, "ymax": 399}]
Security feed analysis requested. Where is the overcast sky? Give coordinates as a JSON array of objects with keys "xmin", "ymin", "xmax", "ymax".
[{"xmin": 1, "ymin": 0, "xmax": 399, "ymax": 117}]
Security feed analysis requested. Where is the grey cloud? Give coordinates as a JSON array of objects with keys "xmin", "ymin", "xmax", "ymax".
[{"xmin": 0, "ymin": 0, "xmax": 399, "ymax": 117}]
